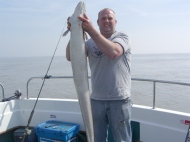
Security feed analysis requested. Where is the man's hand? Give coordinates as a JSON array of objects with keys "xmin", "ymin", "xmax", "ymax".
[
  {"xmin": 78, "ymin": 13, "xmax": 95, "ymax": 34},
  {"xmin": 67, "ymin": 17, "xmax": 71, "ymax": 30},
  {"xmin": 63, "ymin": 17, "xmax": 71, "ymax": 37}
]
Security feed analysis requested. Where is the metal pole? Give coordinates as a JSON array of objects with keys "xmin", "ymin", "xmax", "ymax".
[
  {"xmin": 0, "ymin": 83, "xmax": 5, "ymax": 100},
  {"xmin": 153, "ymin": 81, "xmax": 156, "ymax": 109}
]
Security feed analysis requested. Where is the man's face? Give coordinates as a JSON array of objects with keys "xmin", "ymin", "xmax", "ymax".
[{"xmin": 97, "ymin": 9, "xmax": 117, "ymax": 37}]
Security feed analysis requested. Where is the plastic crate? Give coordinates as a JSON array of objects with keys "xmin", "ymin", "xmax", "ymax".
[{"xmin": 35, "ymin": 120, "xmax": 80, "ymax": 142}]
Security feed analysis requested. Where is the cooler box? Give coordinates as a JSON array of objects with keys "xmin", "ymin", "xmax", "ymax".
[
  {"xmin": 14, "ymin": 128, "xmax": 37, "ymax": 142},
  {"xmin": 35, "ymin": 120, "xmax": 80, "ymax": 142}
]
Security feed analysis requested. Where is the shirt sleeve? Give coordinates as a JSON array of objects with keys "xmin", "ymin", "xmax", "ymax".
[{"xmin": 112, "ymin": 32, "xmax": 131, "ymax": 53}]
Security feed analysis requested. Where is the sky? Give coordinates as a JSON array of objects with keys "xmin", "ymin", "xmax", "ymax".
[{"xmin": 0, "ymin": 0, "xmax": 190, "ymax": 57}]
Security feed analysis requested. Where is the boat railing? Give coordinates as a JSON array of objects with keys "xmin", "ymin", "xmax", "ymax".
[
  {"xmin": 26, "ymin": 76, "xmax": 73, "ymax": 99},
  {"xmin": 132, "ymin": 78, "xmax": 190, "ymax": 109},
  {"xmin": 26, "ymin": 76, "xmax": 190, "ymax": 109},
  {"xmin": 0, "ymin": 83, "xmax": 5, "ymax": 100}
]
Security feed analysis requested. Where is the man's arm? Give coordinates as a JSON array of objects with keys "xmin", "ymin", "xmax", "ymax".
[
  {"xmin": 65, "ymin": 17, "xmax": 71, "ymax": 61},
  {"xmin": 66, "ymin": 41, "xmax": 71, "ymax": 61},
  {"xmin": 87, "ymin": 30, "xmax": 123, "ymax": 59},
  {"xmin": 78, "ymin": 13, "xmax": 123, "ymax": 59}
]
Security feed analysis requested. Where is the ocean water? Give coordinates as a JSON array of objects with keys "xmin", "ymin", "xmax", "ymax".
[{"xmin": 0, "ymin": 53, "xmax": 190, "ymax": 113}]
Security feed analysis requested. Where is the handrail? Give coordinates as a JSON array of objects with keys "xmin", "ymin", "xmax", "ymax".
[
  {"xmin": 26, "ymin": 76, "xmax": 190, "ymax": 109},
  {"xmin": 132, "ymin": 78, "xmax": 190, "ymax": 109},
  {"xmin": 0, "ymin": 83, "xmax": 5, "ymax": 100},
  {"xmin": 26, "ymin": 76, "xmax": 74, "ymax": 99}
]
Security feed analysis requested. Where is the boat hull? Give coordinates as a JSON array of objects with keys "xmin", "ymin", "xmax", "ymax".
[{"xmin": 0, "ymin": 98, "xmax": 189, "ymax": 142}]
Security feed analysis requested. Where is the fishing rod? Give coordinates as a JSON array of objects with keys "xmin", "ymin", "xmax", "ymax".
[{"xmin": 22, "ymin": 23, "xmax": 69, "ymax": 142}]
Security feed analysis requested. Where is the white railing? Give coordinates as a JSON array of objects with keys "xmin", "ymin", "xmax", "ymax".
[{"xmin": 26, "ymin": 76, "xmax": 190, "ymax": 109}]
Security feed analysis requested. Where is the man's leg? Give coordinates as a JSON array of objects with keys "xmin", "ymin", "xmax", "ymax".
[
  {"xmin": 91, "ymin": 99, "xmax": 108, "ymax": 142},
  {"xmin": 107, "ymin": 99, "xmax": 132, "ymax": 142}
]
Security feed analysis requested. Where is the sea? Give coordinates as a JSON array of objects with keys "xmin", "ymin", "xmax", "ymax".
[{"xmin": 0, "ymin": 53, "xmax": 190, "ymax": 113}]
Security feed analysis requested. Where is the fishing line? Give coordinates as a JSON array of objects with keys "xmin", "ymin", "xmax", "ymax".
[{"xmin": 22, "ymin": 22, "xmax": 68, "ymax": 142}]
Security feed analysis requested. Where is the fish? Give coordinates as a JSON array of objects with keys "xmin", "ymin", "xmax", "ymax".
[{"xmin": 69, "ymin": 1, "xmax": 94, "ymax": 142}]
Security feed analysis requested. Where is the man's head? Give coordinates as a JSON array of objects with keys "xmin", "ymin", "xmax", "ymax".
[{"xmin": 97, "ymin": 8, "xmax": 117, "ymax": 38}]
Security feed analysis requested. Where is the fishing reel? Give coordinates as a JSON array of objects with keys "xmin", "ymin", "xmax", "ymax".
[{"xmin": 2, "ymin": 90, "xmax": 22, "ymax": 102}]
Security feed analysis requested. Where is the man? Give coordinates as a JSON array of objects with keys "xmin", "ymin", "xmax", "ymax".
[{"xmin": 66, "ymin": 8, "xmax": 132, "ymax": 142}]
